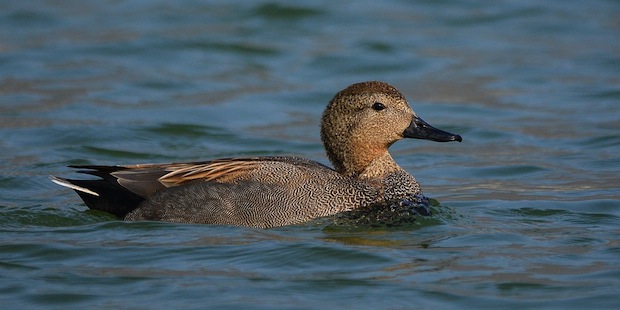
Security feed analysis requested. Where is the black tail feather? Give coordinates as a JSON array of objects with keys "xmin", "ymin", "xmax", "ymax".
[
  {"xmin": 69, "ymin": 165, "xmax": 128, "ymax": 182},
  {"xmin": 56, "ymin": 177, "xmax": 144, "ymax": 218}
]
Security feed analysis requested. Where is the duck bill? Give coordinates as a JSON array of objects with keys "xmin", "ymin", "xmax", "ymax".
[{"xmin": 403, "ymin": 116, "xmax": 462, "ymax": 142}]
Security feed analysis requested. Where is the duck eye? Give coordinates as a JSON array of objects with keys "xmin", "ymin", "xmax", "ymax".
[{"xmin": 372, "ymin": 102, "xmax": 385, "ymax": 111}]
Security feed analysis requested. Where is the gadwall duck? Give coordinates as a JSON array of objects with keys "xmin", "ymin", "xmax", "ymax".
[{"xmin": 51, "ymin": 81, "xmax": 462, "ymax": 228}]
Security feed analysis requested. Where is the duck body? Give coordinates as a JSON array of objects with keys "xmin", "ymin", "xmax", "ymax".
[{"xmin": 52, "ymin": 81, "xmax": 461, "ymax": 228}]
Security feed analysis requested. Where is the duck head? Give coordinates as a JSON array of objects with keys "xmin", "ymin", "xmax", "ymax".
[{"xmin": 320, "ymin": 81, "xmax": 462, "ymax": 177}]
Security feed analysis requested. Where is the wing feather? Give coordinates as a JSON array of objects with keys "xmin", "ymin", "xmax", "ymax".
[
  {"xmin": 158, "ymin": 159, "xmax": 260, "ymax": 185},
  {"xmin": 65, "ymin": 157, "xmax": 316, "ymax": 198}
]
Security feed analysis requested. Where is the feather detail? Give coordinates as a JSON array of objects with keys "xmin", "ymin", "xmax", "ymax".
[{"xmin": 159, "ymin": 159, "xmax": 260, "ymax": 186}]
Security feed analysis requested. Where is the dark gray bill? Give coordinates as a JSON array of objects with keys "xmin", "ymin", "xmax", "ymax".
[{"xmin": 403, "ymin": 116, "xmax": 462, "ymax": 142}]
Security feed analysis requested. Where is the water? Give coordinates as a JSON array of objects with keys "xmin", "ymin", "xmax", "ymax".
[{"xmin": 1, "ymin": 0, "xmax": 619, "ymax": 308}]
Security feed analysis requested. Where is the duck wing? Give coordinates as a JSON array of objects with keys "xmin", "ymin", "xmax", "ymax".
[{"xmin": 52, "ymin": 157, "xmax": 307, "ymax": 218}]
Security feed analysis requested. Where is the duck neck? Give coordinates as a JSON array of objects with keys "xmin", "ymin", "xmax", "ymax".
[
  {"xmin": 328, "ymin": 147, "xmax": 402, "ymax": 180},
  {"xmin": 357, "ymin": 152, "xmax": 402, "ymax": 180}
]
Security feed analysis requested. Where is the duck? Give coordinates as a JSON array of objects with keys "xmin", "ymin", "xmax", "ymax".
[{"xmin": 51, "ymin": 81, "xmax": 462, "ymax": 228}]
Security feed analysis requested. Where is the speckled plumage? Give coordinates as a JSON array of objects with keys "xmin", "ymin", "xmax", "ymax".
[{"xmin": 51, "ymin": 81, "xmax": 462, "ymax": 228}]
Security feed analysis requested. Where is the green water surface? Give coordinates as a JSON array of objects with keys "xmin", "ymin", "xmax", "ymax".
[{"xmin": 1, "ymin": 0, "xmax": 619, "ymax": 309}]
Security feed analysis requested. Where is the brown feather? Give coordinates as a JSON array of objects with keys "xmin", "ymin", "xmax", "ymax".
[{"xmin": 159, "ymin": 159, "xmax": 260, "ymax": 186}]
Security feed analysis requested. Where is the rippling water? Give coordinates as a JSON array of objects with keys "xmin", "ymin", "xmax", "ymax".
[{"xmin": 1, "ymin": 0, "xmax": 619, "ymax": 308}]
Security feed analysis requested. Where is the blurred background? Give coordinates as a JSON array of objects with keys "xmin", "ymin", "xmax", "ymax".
[{"xmin": 1, "ymin": 0, "xmax": 619, "ymax": 308}]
